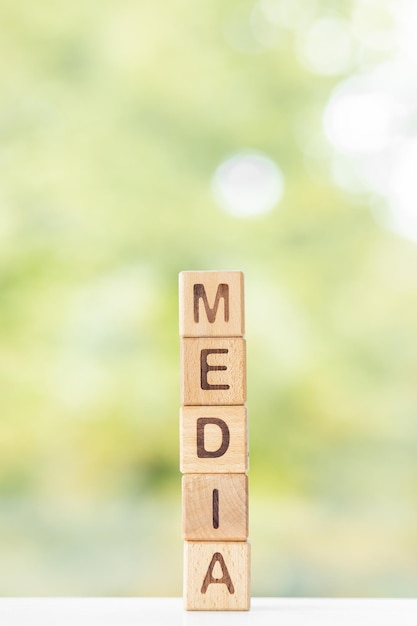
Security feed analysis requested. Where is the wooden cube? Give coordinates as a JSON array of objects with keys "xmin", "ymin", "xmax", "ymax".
[
  {"xmin": 180, "ymin": 405, "xmax": 248, "ymax": 473},
  {"xmin": 179, "ymin": 271, "xmax": 244, "ymax": 338},
  {"xmin": 182, "ymin": 474, "xmax": 248, "ymax": 541},
  {"xmin": 184, "ymin": 541, "xmax": 250, "ymax": 611},
  {"xmin": 180, "ymin": 338, "xmax": 246, "ymax": 406}
]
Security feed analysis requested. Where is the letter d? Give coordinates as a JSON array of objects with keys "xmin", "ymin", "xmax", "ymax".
[{"xmin": 197, "ymin": 417, "xmax": 230, "ymax": 458}]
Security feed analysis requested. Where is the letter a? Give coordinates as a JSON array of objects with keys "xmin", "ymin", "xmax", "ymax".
[
  {"xmin": 201, "ymin": 552, "xmax": 235, "ymax": 594},
  {"xmin": 193, "ymin": 284, "xmax": 229, "ymax": 323}
]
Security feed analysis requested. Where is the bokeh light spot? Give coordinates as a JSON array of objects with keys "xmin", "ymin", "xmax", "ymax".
[
  {"xmin": 260, "ymin": 0, "xmax": 318, "ymax": 31},
  {"xmin": 297, "ymin": 16, "xmax": 353, "ymax": 76},
  {"xmin": 384, "ymin": 138, "xmax": 417, "ymax": 243},
  {"xmin": 323, "ymin": 84, "xmax": 403, "ymax": 154},
  {"xmin": 395, "ymin": 0, "xmax": 417, "ymax": 65},
  {"xmin": 211, "ymin": 152, "xmax": 284, "ymax": 218},
  {"xmin": 352, "ymin": 1, "xmax": 396, "ymax": 52}
]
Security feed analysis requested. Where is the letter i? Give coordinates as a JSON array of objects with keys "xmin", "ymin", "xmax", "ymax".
[{"xmin": 212, "ymin": 489, "xmax": 219, "ymax": 529}]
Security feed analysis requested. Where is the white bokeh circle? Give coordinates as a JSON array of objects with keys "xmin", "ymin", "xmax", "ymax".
[{"xmin": 211, "ymin": 151, "xmax": 284, "ymax": 218}]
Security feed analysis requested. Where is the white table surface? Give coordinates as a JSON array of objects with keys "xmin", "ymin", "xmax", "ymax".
[{"xmin": 0, "ymin": 598, "xmax": 417, "ymax": 626}]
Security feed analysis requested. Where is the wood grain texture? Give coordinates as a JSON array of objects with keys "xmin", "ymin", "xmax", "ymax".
[
  {"xmin": 182, "ymin": 474, "xmax": 248, "ymax": 541},
  {"xmin": 180, "ymin": 338, "xmax": 246, "ymax": 406},
  {"xmin": 180, "ymin": 405, "xmax": 248, "ymax": 473},
  {"xmin": 184, "ymin": 541, "xmax": 250, "ymax": 611},
  {"xmin": 179, "ymin": 271, "xmax": 244, "ymax": 338}
]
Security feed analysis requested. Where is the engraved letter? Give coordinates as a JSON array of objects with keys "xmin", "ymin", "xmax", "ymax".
[
  {"xmin": 197, "ymin": 417, "xmax": 230, "ymax": 458},
  {"xmin": 193, "ymin": 283, "xmax": 229, "ymax": 323},
  {"xmin": 201, "ymin": 552, "xmax": 235, "ymax": 594},
  {"xmin": 200, "ymin": 348, "xmax": 230, "ymax": 390},
  {"xmin": 212, "ymin": 489, "xmax": 219, "ymax": 529}
]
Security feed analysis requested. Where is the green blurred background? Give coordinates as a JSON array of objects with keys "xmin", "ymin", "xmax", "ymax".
[{"xmin": 2, "ymin": 0, "xmax": 417, "ymax": 597}]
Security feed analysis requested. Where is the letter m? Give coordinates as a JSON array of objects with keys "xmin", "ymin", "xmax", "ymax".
[{"xmin": 193, "ymin": 284, "xmax": 229, "ymax": 324}]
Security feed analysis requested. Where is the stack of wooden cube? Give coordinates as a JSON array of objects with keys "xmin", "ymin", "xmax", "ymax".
[{"xmin": 179, "ymin": 270, "xmax": 250, "ymax": 611}]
